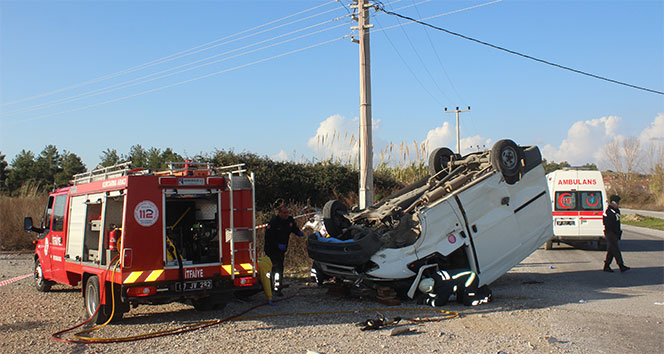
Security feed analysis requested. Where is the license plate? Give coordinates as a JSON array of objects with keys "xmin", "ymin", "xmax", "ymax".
[
  {"xmin": 176, "ymin": 279, "xmax": 212, "ymax": 292},
  {"xmin": 556, "ymin": 220, "xmax": 575, "ymax": 226}
]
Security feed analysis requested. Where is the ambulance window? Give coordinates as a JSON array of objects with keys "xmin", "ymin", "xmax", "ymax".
[
  {"xmin": 580, "ymin": 191, "xmax": 603, "ymax": 211},
  {"xmin": 555, "ymin": 191, "xmax": 577, "ymax": 211},
  {"xmin": 52, "ymin": 196, "xmax": 67, "ymax": 231}
]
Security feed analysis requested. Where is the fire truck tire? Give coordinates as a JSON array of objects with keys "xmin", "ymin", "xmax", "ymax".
[
  {"xmin": 192, "ymin": 297, "xmax": 226, "ymax": 311},
  {"xmin": 491, "ymin": 140, "xmax": 523, "ymax": 184},
  {"xmin": 323, "ymin": 200, "xmax": 350, "ymax": 237},
  {"xmin": 34, "ymin": 258, "xmax": 52, "ymax": 292},
  {"xmin": 428, "ymin": 147, "xmax": 455, "ymax": 176},
  {"xmin": 84, "ymin": 276, "xmax": 122, "ymax": 324}
]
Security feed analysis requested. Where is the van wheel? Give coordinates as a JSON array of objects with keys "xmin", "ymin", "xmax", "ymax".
[
  {"xmin": 545, "ymin": 239, "xmax": 554, "ymax": 250},
  {"xmin": 85, "ymin": 276, "xmax": 111, "ymax": 324},
  {"xmin": 34, "ymin": 258, "xmax": 53, "ymax": 292},
  {"xmin": 491, "ymin": 140, "xmax": 523, "ymax": 184},
  {"xmin": 323, "ymin": 200, "xmax": 350, "ymax": 237},
  {"xmin": 428, "ymin": 147, "xmax": 455, "ymax": 175}
]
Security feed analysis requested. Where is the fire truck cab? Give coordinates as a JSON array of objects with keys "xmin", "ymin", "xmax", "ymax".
[
  {"xmin": 25, "ymin": 161, "xmax": 261, "ymax": 323},
  {"xmin": 545, "ymin": 168, "xmax": 608, "ymax": 250}
]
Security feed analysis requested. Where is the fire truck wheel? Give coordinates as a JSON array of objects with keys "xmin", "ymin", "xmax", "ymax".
[
  {"xmin": 192, "ymin": 297, "xmax": 226, "ymax": 311},
  {"xmin": 491, "ymin": 140, "xmax": 523, "ymax": 184},
  {"xmin": 428, "ymin": 147, "xmax": 455, "ymax": 176},
  {"xmin": 85, "ymin": 276, "xmax": 111, "ymax": 324},
  {"xmin": 323, "ymin": 200, "xmax": 350, "ymax": 237},
  {"xmin": 34, "ymin": 258, "xmax": 52, "ymax": 292}
]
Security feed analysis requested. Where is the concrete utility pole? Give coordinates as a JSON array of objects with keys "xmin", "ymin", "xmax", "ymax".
[
  {"xmin": 445, "ymin": 106, "xmax": 471, "ymax": 154},
  {"xmin": 352, "ymin": 0, "xmax": 374, "ymax": 209}
]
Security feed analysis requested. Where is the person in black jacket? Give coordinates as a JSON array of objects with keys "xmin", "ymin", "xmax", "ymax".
[
  {"xmin": 603, "ymin": 195, "xmax": 630, "ymax": 272},
  {"xmin": 264, "ymin": 206, "xmax": 303, "ymax": 294}
]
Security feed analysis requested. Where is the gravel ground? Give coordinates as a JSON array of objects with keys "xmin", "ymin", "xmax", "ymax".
[{"xmin": 1, "ymin": 238, "xmax": 662, "ymax": 354}]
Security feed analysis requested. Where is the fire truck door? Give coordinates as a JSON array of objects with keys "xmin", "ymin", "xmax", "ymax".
[
  {"xmin": 48, "ymin": 194, "xmax": 68, "ymax": 283},
  {"xmin": 38, "ymin": 196, "xmax": 54, "ymax": 278}
]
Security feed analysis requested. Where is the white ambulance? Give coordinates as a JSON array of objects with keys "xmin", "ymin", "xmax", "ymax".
[{"xmin": 545, "ymin": 168, "xmax": 607, "ymax": 250}]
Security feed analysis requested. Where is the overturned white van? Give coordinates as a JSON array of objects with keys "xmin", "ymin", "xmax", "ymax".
[{"xmin": 307, "ymin": 140, "xmax": 553, "ymax": 297}]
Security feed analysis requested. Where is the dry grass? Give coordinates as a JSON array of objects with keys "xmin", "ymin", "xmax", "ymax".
[{"xmin": 0, "ymin": 194, "xmax": 47, "ymax": 251}]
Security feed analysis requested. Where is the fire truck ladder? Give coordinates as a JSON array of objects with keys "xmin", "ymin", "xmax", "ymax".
[
  {"xmin": 219, "ymin": 164, "xmax": 257, "ymax": 279},
  {"xmin": 72, "ymin": 161, "xmax": 148, "ymax": 185},
  {"xmin": 162, "ymin": 161, "xmax": 214, "ymax": 175}
]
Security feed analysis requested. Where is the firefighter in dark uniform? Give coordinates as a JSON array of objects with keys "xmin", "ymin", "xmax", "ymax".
[
  {"xmin": 264, "ymin": 206, "xmax": 303, "ymax": 294},
  {"xmin": 603, "ymin": 195, "xmax": 630, "ymax": 272},
  {"xmin": 417, "ymin": 269, "xmax": 492, "ymax": 307}
]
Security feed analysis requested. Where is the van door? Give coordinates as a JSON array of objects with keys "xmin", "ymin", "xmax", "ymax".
[
  {"xmin": 553, "ymin": 190, "xmax": 581, "ymax": 236},
  {"xmin": 455, "ymin": 173, "xmax": 519, "ymax": 284}
]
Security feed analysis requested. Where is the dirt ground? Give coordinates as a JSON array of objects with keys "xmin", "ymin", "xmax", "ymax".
[{"xmin": 1, "ymin": 225, "xmax": 662, "ymax": 354}]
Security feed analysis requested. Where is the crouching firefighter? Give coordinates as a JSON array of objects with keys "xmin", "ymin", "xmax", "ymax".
[{"xmin": 417, "ymin": 269, "xmax": 492, "ymax": 307}]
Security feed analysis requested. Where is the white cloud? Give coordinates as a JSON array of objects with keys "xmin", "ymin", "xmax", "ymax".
[
  {"xmin": 421, "ymin": 122, "xmax": 491, "ymax": 157},
  {"xmin": 272, "ymin": 149, "xmax": 289, "ymax": 161},
  {"xmin": 639, "ymin": 113, "xmax": 664, "ymax": 144},
  {"xmin": 541, "ymin": 116, "xmax": 622, "ymax": 165},
  {"xmin": 307, "ymin": 114, "xmax": 360, "ymax": 162}
]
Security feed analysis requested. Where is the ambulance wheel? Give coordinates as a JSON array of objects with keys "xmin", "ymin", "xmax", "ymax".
[
  {"xmin": 491, "ymin": 140, "xmax": 523, "ymax": 184},
  {"xmin": 34, "ymin": 258, "xmax": 53, "ymax": 292},
  {"xmin": 85, "ymin": 276, "xmax": 110, "ymax": 324},
  {"xmin": 428, "ymin": 147, "xmax": 456, "ymax": 175},
  {"xmin": 545, "ymin": 239, "xmax": 554, "ymax": 250},
  {"xmin": 597, "ymin": 238, "xmax": 607, "ymax": 250},
  {"xmin": 323, "ymin": 200, "xmax": 350, "ymax": 237}
]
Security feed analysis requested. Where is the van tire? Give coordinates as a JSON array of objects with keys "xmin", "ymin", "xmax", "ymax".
[
  {"xmin": 491, "ymin": 140, "xmax": 523, "ymax": 184},
  {"xmin": 545, "ymin": 239, "xmax": 554, "ymax": 250},
  {"xmin": 323, "ymin": 200, "xmax": 350, "ymax": 237},
  {"xmin": 34, "ymin": 258, "xmax": 53, "ymax": 292},
  {"xmin": 428, "ymin": 147, "xmax": 455, "ymax": 175},
  {"xmin": 84, "ymin": 276, "xmax": 110, "ymax": 324}
]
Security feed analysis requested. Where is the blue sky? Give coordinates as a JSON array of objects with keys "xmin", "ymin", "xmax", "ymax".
[{"xmin": 1, "ymin": 0, "xmax": 662, "ymax": 170}]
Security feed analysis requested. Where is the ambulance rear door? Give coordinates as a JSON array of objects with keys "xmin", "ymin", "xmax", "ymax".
[{"xmin": 551, "ymin": 170, "xmax": 580, "ymax": 237}]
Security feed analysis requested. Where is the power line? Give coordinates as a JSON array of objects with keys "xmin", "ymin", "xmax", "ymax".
[
  {"xmin": 2, "ymin": 16, "xmax": 351, "ymax": 117},
  {"xmin": 1, "ymin": 0, "xmax": 341, "ymax": 107},
  {"xmin": 409, "ymin": 0, "xmax": 467, "ymax": 106},
  {"xmin": 384, "ymin": 1, "xmax": 453, "ymax": 103},
  {"xmin": 6, "ymin": 35, "xmax": 350, "ymax": 125},
  {"xmin": 377, "ymin": 5, "xmax": 664, "ymax": 96}
]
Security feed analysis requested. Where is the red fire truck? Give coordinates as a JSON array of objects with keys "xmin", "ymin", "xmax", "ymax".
[{"xmin": 25, "ymin": 161, "xmax": 260, "ymax": 323}]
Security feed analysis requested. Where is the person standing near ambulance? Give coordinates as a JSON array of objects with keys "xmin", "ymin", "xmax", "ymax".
[
  {"xmin": 264, "ymin": 205, "xmax": 304, "ymax": 295},
  {"xmin": 603, "ymin": 195, "xmax": 630, "ymax": 272}
]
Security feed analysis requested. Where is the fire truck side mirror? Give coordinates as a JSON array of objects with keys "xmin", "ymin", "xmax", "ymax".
[
  {"xmin": 24, "ymin": 217, "xmax": 33, "ymax": 232},
  {"xmin": 24, "ymin": 217, "xmax": 44, "ymax": 234}
]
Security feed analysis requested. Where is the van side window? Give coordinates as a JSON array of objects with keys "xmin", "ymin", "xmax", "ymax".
[
  {"xmin": 52, "ymin": 196, "xmax": 67, "ymax": 231},
  {"xmin": 555, "ymin": 191, "xmax": 577, "ymax": 211},
  {"xmin": 580, "ymin": 191, "xmax": 603, "ymax": 211}
]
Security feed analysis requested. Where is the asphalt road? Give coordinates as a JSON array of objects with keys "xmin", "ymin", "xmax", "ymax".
[
  {"xmin": 622, "ymin": 208, "xmax": 664, "ymax": 219},
  {"xmin": 495, "ymin": 224, "xmax": 664, "ymax": 353}
]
